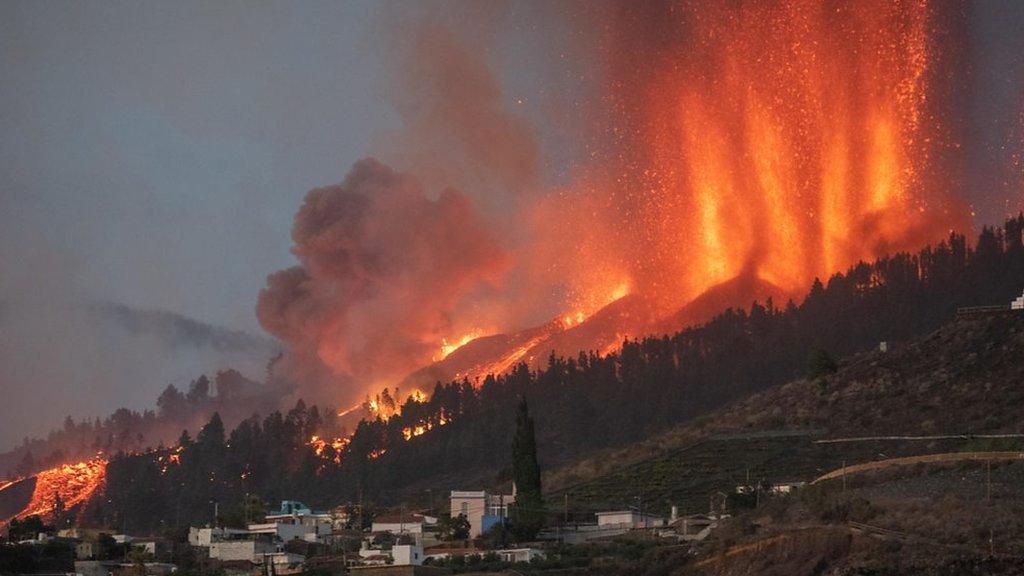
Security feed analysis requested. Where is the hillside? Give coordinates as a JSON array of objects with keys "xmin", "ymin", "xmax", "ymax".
[
  {"xmin": 537, "ymin": 311, "xmax": 1024, "ymax": 575},
  {"xmin": 546, "ymin": 310, "xmax": 1024, "ymax": 497},
  {"xmin": 706, "ymin": 309, "xmax": 1024, "ymax": 436}
]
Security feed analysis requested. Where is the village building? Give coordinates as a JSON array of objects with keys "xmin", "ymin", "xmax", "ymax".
[
  {"xmin": 449, "ymin": 487, "xmax": 514, "ymax": 538},
  {"xmin": 370, "ymin": 513, "xmax": 435, "ymax": 535},
  {"xmin": 188, "ymin": 526, "xmax": 249, "ymax": 547},
  {"xmin": 595, "ymin": 510, "xmax": 665, "ymax": 530},
  {"xmin": 208, "ymin": 539, "xmax": 278, "ymax": 562},
  {"xmin": 494, "ymin": 548, "xmax": 546, "ymax": 563},
  {"xmin": 668, "ymin": 513, "xmax": 722, "ymax": 541}
]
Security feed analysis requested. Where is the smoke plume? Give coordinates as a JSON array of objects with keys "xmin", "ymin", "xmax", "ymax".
[{"xmin": 256, "ymin": 158, "xmax": 509, "ymax": 397}]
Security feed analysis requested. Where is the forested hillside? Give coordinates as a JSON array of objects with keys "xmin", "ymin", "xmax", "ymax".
[
  {"xmin": 0, "ymin": 369, "xmax": 283, "ymax": 480},
  {"xmin": 89, "ymin": 216, "xmax": 1024, "ymax": 533}
]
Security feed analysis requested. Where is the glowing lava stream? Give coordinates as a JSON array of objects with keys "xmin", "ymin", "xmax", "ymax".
[
  {"xmin": 435, "ymin": 330, "xmax": 487, "ymax": 361},
  {"xmin": 13, "ymin": 459, "xmax": 107, "ymax": 523}
]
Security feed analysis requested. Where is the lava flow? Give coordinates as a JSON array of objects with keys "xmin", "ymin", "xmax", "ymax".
[{"xmin": 0, "ymin": 459, "xmax": 107, "ymax": 525}]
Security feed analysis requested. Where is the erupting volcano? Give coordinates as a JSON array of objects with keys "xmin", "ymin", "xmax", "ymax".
[{"xmin": 258, "ymin": 0, "xmax": 973, "ymax": 406}]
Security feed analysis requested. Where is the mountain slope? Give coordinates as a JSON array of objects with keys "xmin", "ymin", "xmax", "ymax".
[
  {"xmin": 707, "ymin": 309, "xmax": 1024, "ymax": 436},
  {"xmin": 544, "ymin": 309, "xmax": 1024, "ymax": 504}
]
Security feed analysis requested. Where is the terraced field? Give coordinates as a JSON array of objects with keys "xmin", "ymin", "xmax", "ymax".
[{"xmin": 548, "ymin": 432, "xmax": 982, "ymax": 517}]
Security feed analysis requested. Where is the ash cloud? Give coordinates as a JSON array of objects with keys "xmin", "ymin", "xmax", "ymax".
[
  {"xmin": 382, "ymin": 22, "xmax": 542, "ymax": 209},
  {"xmin": 256, "ymin": 158, "xmax": 509, "ymax": 402}
]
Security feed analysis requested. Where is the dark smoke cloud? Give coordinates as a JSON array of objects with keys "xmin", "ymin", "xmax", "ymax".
[{"xmin": 256, "ymin": 158, "xmax": 510, "ymax": 400}]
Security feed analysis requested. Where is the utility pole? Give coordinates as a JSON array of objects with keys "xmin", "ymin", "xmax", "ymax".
[
  {"xmin": 986, "ymin": 460, "xmax": 992, "ymax": 504},
  {"xmin": 841, "ymin": 460, "xmax": 847, "ymax": 493},
  {"xmin": 356, "ymin": 482, "xmax": 364, "ymax": 530},
  {"xmin": 987, "ymin": 460, "xmax": 993, "ymax": 557},
  {"xmin": 563, "ymin": 493, "xmax": 569, "ymax": 524}
]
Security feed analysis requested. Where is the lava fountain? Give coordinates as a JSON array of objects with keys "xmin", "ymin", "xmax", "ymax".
[{"xmin": 259, "ymin": 0, "xmax": 971, "ymax": 399}]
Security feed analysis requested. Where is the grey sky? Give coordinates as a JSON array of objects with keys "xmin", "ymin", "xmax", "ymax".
[{"xmin": 2, "ymin": 0, "xmax": 395, "ymax": 333}]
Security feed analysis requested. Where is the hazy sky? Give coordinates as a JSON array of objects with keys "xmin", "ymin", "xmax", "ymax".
[{"xmin": 2, "ymin": 0, "xmax": 397, "ymax": 333}]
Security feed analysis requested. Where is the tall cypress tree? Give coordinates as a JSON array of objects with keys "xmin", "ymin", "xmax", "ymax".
[{"xmin": 510, "ymin": 396, "xmax": 543, "ymax": 540}]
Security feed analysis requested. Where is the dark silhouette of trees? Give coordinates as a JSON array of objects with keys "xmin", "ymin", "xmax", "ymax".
[
  {"xmin": 808, "ymin": 349, "xmax": 838, "ymax": 380},
  {"xmin": 186, "ymin": 375, "xmax": 210, "ymax": 405},
  {"xmin": 157, "ymin": 385, "xmax": 186, "ymax": 417},
  {"xmin": 510, "ymin": 397, "xmax": 543, "ymax": 540}
]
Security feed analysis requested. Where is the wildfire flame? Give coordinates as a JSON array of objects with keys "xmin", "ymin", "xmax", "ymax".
[
  {"xmin": 308, "ymin": 435, "xmax": 350, "ymax": 464},
  {"xmin": 359, "ymin": 389, "xmax": 428, "ymax": 422},
  {"xmin": 401, "ymin": 414, "xmax": 449, "ymax": 441}
]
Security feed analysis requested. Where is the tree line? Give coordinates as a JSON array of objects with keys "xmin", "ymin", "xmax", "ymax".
[{"xmin": 89, "ymin": 215, "xmax": 1024, "ymax": 533}]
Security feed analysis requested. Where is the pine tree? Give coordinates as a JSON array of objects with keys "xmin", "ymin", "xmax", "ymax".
[
  {"xmin": 197, "ymin": 413, "xmax": 225, "ymax": 448},
  {"xmin": 510, "ymin": 396, "xmax": 543, "ymax": 540}
]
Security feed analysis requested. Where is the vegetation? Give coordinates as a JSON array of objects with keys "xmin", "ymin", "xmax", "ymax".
[
  {"xmin": 807, "ymin": 349, "xmax": 838, "ymax": 380},
  {"xmin": 0, "ymin": 540, "xmax": 75, "ymax": 574},
  {"xmin": 0, "ymin": 368, "xmax": 282, "ymax": 479},
  {"xmin": 510, "ymin": 397, "xmax": 544, "ymax": 540},
  {"xmin": 74, "ymin": 216, "xmax": 1024, "ymax": 533},
  {"xmin": 6, "ymin": 515, "xmax": 49, "ymax": 541},
  {"xmin": 437, "ymin": 512, "xmax": 471, "ymax": 541}
]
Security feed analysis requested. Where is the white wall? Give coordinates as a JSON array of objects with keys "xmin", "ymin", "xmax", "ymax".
[
  {"xmin": 596, "ymin": 512, "xmax": 636, "ymax": 527},
  {"xmin": 370, "ymin": 522, "xmax": 423, "ymax": 535},
  {"xmin": 392, "ymin": 544, "xmax": 424, "ymax": 566},
  {"xmin": 209, "ymin": 540, "xmax": 276, "ymax": 562}
]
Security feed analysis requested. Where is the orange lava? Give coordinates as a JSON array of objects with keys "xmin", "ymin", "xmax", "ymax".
[
  {"xmin": 552, "ymin": 0, "xmax": 965, "ymax": 313},
  {"xmin": 17, "ymin": 459, "xmax": 106, "ymax": 523},
  {"xmin": 435, "ymin": 330, "xmax": 488, "ymax": 361}
]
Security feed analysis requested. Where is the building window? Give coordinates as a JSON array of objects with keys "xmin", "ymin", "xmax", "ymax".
[{"xmin": 460, "ymin": 502, "xmax": 468, "ymax": 516}]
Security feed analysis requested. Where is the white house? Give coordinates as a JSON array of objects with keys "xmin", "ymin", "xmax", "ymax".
[
  {"xmin": 595, "ymin": 510, "xmax": 664, "ymax": 529},
  {"xmin": 370, "ymin": 513, "xmax": 433, "ymax": 535},
  {"xmin": 770, "ymin": 481, "xmax": 806, "ymax": 494},
  {"xmin": 209, "ymin": 539, "xmax": 277, "ymax": 562},
  {"xmin": 391, "ymin": 543, "xmax": 424, "ymax": 565},
  {"xmin": 188, "ymin": 526, "xmax": 249, "ymax": 547},
  {"xmin": 494, "ymin": 548, "xmax": 545, "ymax": 563},
  {"xmin": 263, "ymin": 500, "xmax": 333, "ymax": 543},
  {"xmin": 246, "ymin": 521, "xmax": 323, "ymax": 543}
]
